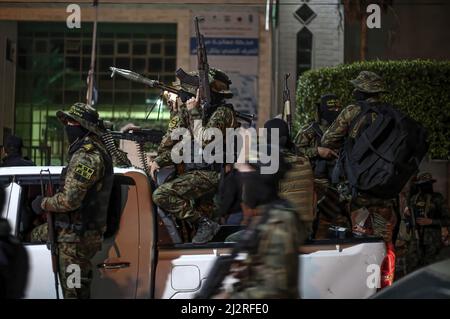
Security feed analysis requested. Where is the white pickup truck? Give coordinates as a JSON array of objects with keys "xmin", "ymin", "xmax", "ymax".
[{"xmin": 0, "ymin": 166, "xmax": 387, "ymax": 299}]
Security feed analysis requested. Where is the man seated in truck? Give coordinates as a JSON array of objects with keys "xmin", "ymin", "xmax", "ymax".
[
  {"xmin": 152, "ymin": 69, "xmax": 239, "ymax": 244},
  {"xmin": 1, "ymin": 135, "xmax": 35, "ymax": 167}
]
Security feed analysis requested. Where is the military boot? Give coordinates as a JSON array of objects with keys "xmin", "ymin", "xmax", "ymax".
[{"xmin": 192, "ymin": 216, "xmax": 220, "ymax": 244}]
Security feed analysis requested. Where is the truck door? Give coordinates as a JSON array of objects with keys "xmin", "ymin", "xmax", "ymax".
[
  {"xmin": 5, "ymin": 180, "xmax": 62, "ymax": 299},
  {"xmin": 91, "ymin": 171, "xmax": 154, "ymax": 299}
]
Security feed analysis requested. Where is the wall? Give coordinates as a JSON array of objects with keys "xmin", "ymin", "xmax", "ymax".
[
  {"xmin": 275, "ymin": 0, "xmax": 344, "ymax": 117},
  {"xmin": 345, "ymin": 0, "xmax": 450, "ymax": 62},
  {"xmin": 0, "ymin": 1, "xmax": 272, "ymax": 127},
  {"xmin": 0, "ymin": 21, "xmax": 17, "ymax": 145}
]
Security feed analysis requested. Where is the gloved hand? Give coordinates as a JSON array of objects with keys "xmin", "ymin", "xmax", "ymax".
[{"xmin": 31, "ymin": 195, "xmax": 44, "ymax": 215}]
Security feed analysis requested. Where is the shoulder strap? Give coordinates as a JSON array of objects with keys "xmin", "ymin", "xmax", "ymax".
[
  {"xmin": 311, "ymin": 122, "xmax": 323, "ymax": 139},
  {"xmin": 348, "ymin": 101, "xmax": 381, "ymax": 139}
]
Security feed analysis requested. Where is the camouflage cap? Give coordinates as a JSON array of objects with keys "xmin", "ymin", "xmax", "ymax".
[
  {"xmin": 350, "ymin": 71, "xmax": 387, "ymax": 93},
  {"xmin": 174, "ymin": 67, "xmax": 233, "ymax": 98},
  {"xmin": 415, "ymin": 172, "xmax": 437, "ymax": 184},
  {"xmin": 209, "ymin": 68, "xmax": 233, "ymax": 98},
  {"xmin": 56, "ymin": 102, "xmax": 103, "ymax": 135},
  {"xmin": 172, "ymin": 70, "xmax": 198, "ymax": 96}
]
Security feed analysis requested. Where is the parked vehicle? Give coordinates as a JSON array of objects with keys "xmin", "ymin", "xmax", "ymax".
[{"xmin": 0, "ymin": 166, "xmax": 386, "ymax": 299}]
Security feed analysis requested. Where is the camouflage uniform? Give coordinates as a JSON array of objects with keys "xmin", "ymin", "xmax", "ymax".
[
  {"xmin": 295, "ymin": 97, "xmax": 349, "ymax": 239},
  {"xmin": 230, "ymin": 201, "xmax": 306, "ymax": 299},
  {"xmin": 401, "ymin": 173, "xmax": 450, "ymax": 274},
  {"xmin": 152, "ymin": 69, "xmax": 238, "ymax": 243},
  {"xmin": 320, "ymin": 71, "xmax": 397, "ymax": 245},
  {"xmin": 31, "ymin": 103, "xmax": 112, "ymax": 299},
  {"xmin": 153, "ymin": 105, "xmax": 190, "ymax": 168},
  {"xmin": 295, "ymin": 120, "xmax": 329, "ymax": 159},
  {"xmin": 278, "ymin": 150, "xmax": 315, "ymax": 237}
]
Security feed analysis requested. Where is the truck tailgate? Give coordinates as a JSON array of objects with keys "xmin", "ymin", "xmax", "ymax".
[{"xmin": 300, "ymin": 241, "xmax": 386, "ymax": 298}]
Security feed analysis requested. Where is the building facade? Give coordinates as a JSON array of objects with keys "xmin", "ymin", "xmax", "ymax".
[
  {"xmin": 0, "ymin": 0, "xmax": 272, "ymax": 165},
  {"xmin": 272, "ymin": 0, "xmax": 344, "ymax": 116}
]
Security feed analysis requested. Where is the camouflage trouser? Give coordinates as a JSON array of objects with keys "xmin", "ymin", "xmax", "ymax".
[
  {"xmin": 31, "ymin": 223, "xmax": 101, "ymax": 299},
  {"xmin": 404, "ymin": 228, "xmax": 442, "ymax": 274},
  {"xmin": 314, "ymin": 179, "xmax": 350, "ymax": 239},
  {"xmin": 350, "ymin": 203, "xmax": 397, "ymax": 244},
  {"xmin": 152, "ymin": 170, "xmax": 220, "ymax": 222}
]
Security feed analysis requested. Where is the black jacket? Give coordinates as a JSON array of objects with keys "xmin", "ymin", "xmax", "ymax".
[{"xmin": 1, "ymin": 154, "xmax": 35, "ymax": 167}]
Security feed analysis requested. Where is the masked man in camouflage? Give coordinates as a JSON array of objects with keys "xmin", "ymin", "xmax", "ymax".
[
  {"xmin": 402, "ymin": 173, "xmax": 450, "ymax": 273},
  {"xmin": 30, "ymin": 103, "xmax": 113, "ymax": 299},
  {"xmin": 210, "ymin": 148, "xmax": 307, "ymax": 299},
  {"xmin": 149, "ymin": 76, "xmax": 194, "ymax": 180},
  {"xmin": 295, "ymin": 94, "xmax": 349, "ymax": 239},
  {"xmin": 319, "ymin": 71, "xmax": 397, "ymax": 284},
  {"xmin": 153, "ymin": 68, "xmax": 238, "ymax": 244},
  {"xmin": 264, "ymin": 118, "xmax": 314, "ymax": 238},
  {"xmin": 295, "ymin": 94, "xmax": 341, "ymax": 160}
]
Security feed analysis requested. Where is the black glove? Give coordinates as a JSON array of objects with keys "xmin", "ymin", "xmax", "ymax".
[{"xmin": 31, "ymin": 195, "xmax": 44, "ymax": 215}]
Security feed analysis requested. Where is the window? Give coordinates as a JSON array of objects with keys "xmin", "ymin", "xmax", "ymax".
[
  {"xmin": 296, "ymin": 27, "xmax": 313, "ymax": 78},
  {"xmin": 15, "ymin": 22, "xmax": 177, "ymax": 165}
]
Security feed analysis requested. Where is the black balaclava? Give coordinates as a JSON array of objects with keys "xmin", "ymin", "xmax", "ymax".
[
  {"xmin": 65, "ymin": 125, "xmax": 89, "ymax": 145},
  {"xmin": 418, "ymin": 182, "xmax": 434, "ymax": 194},
  {"xmin": 238, "ymin": 148, "xmax": 290, "ymax": 209},
  {"xmin": 264, "ymin": 118, "xmax": 291, "ymax": 149},
  {"xmin": 352, "ymin": 89, "xmax": 379, "ymax": 102},
  {"xmin": 319, "ymin": 94, "xmax": 340, "ymax": 125},
  {"xmin": 203, "ymin": 92, "xmax": 226, "ymax": 120},
  {"xmin": 211, "ymin": 91, "xmax": 225, "ymax": 107}
]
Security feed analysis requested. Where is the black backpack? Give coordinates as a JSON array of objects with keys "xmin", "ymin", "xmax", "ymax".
[{"xmin": 334, "ymin": 101, "xmax": 428, "ymax": 199}]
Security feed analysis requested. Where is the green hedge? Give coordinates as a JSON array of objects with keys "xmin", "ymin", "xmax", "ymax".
[{"xmin": 294, "ymin": 60, "xmax": 450, "ymax": 159}]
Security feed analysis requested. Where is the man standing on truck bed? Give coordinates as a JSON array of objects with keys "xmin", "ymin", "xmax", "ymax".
[
  {"xmin": 265, "ymin": 118, "xmax": 315, "ymax": 238},
  {"xmin": 30, "ymin": 103, "xmax": 113, "ymax": 299},
  {"xmin": 319, "ymin": 71, "xmax": 397, "ymax": 285},
  {"xmin": 294, "ymin": 94, "xmax": 349, "ymax": 239},
  {"xmin": 203, "ymin": 148, "xmax": 307, "ymax": 299}
]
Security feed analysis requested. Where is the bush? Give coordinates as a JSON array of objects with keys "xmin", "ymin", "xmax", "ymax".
[{"xmin": 294, "ymin": 60, "xmax": 450, "ymax": 159}]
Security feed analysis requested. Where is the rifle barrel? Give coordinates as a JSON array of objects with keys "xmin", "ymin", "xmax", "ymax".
[{"xmin": 110, "ymin": 67, "xmax": 180, "ymax": 95}]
